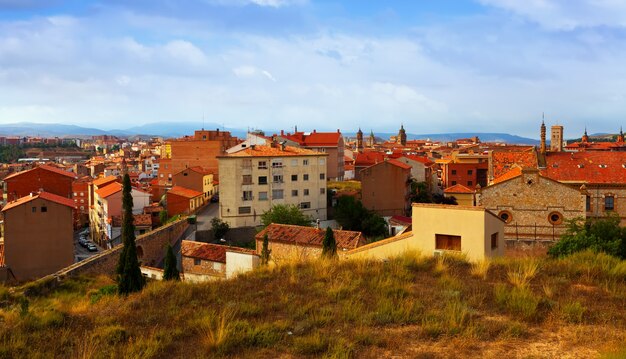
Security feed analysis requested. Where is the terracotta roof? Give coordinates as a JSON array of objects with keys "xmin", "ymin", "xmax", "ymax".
[
  {"xmin": 95, "ymin": 182, "xmax": 122, "ymax": 199},
  {"xmin": 0, "ymin": 242, "xmax": 4, "ymax": 267},
  {"xmin": 444, "ymin": 183, "xmax": 475, "ymax": 194},
  {"xmin": 181, "ymin": 240, "xmax": 256, "ymax": 263},
  {"xmin": 2, "ymin": 191, "xmax": 77, "ymax": 212},
  {"xmin": 111, "ymin": 213, "xmax": 153, "ymax": 227},
  {"xmin": 542, "ymin": 152, "xmax": 626, "ymax": 184},
  {"xmin": 93, "ymin": 176, "xmax": 118, "ymax": 187},
  {"xmin": 492, "ymin": 167, "xmax": 523, "ymax": 185},
  {"xmin": 3, "ymin": 164, "xmax": 77, "ymax": 181},
  {"xmin": 279, "ymin": 131, "xmax": 342, "ymax": 147},
  {"xmin": 174, "ymin": 166, "xmax": 211, "ymax": 177},
  {"xmin": 223, "ymin": 145, "xmax": 324, "ymax": 157},
  {"xmin": 354, "ymin": 151, "xmax": 385, "ymax": 167},
  {"xmin": 389, "ymin": 215, "xmax": 412, "ymax": 225},
  {"xmin": 167, "ymin": 186, "xmax": 203, "ymax": 198},
  {"xmin": 386, "ymin": 159, "xmax": 413, "ymax": 170},
  {"xmin": 491, "ymin": 150, "xmax": 537, "ymax": 179},
  {"xmin": 396, "ymin": 154, "xmax": 434, "ymax": 166},
  {"xmin": 255, "ymin": 223, "xmax": 365, "ymax": 250}
]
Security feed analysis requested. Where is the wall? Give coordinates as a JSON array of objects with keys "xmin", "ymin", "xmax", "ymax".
[
  {"xmin": 361, "ymin": 161, "xmax": 410, "ymax": 216},
  {"xmin": 3, "ymin": 198, "xmax": 74, "ymax": 281},
  {"xmin": 225, "ymin": 251, "xmax": 259, "ymax": 279},
  {"xmin": 255, "ymin": 239, "xmax": 323, "ymax": 263},
  {"xmin": 181, "ymin": 255, "xmax": 225, "ymax": 278},
  {"xmin": 52, "ymin": 218, "xmax": 189, "ymax": 278},
  {"xmin": 5, "ymin": 168, "xmax": 74, "ymax": 202}
]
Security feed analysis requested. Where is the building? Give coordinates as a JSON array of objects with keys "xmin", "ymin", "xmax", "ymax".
[
  {"xmin": 479, "ymin": 167, "xmax": 585, "ymax": 241},
  {"xmin": 353, "ymin": 151, "xmax": 385, "ymax": 181},
  {"xmin": 439, "ymin": 152, "xmax": 489, "ymax": 189},
  {"xmin": 1, "ymin": 192, "xmax": 76, "ymax": 281},
  {"xmin": 217, "ymin": 143, "xmax": 328, "ymax": 227},
  {"xmin": 347, "ymin": 203, "xmax": 505, "ymax": 262},
  {"xmin": 172, "ymin": 166, "xmax": 216, "ymax": 201},
  {"xmin": 72, "ymin": 176, "xmax": 90, "ymax": 228},
  {"xmin": 550, "ymin": 125, "xmax": 564, "ymax": 152},
  {"xmin": 158, "ymin": 129, "xmax": 239, "ymax": 185},
  {"xmin": 255, "ymin": 223, "xmax": 365, "ymax": 262},
  {"xmin": 360, "ymin": 159, "xmax": 412, "ymax": 216},
  {"xmin": 2, "ymin": 165, "xmax": 76, "ymax": 203},
  {"xmin": 443, "ymin": 184, "xmax": 475, "ymax": 206},
  {"xmin": 181, "ymin": 240, "xmax": 259, "ymax": 282},
  {"xmin": 277, "ymin": 129, "xmax": 345, "ymax": 181},
  {"xmin": 166, "ymin": 186, "xmax": 204, "ymax": 217}
]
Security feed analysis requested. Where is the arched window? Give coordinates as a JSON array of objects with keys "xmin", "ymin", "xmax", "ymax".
[
  {"xmin": 498, "ymin": 210, "xmax": 513, "ymax": 223},
  {"xmin": 548, "ymin": 212, "xmax": 563, "ymax": 225}
]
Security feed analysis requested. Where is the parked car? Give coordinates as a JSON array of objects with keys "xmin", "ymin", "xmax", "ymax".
[
  {"xmin": 86, "ymin": 243, "xmax": 98, "ymax": 252},
  {"xmin": 210, "ymin": 194, "xmax": 219, "ymax": 203},
  {"xmin": 79, "ymin": 238, "xmax": 88, "ymax": 247}
]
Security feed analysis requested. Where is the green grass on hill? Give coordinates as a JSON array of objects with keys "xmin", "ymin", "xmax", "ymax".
[{"xmin": 1, "ymin": 250, "xmax": 626, "ymax": 358}]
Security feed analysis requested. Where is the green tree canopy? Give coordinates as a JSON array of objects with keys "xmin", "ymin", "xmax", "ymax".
[
  {"xmin": 333, "ymin": 196, "xmax": 388, "ymax": 239},
  {"xmin": 322, "ymin": 227, "xmax": 337, "ymax": 258},
  {"xmin": 211, "ymin": 217, "xmax": 230, "ymax": 241},
  {"xmin": 548, "ymin": 215, "xmax": 626, "ymax": 259},
  {"xmin": 261, "ymin": 234, "xmax": 271, "ymax": 265},
  {"xmin": 163, "ymin": 244, "xmax": 180, "ymax": 281},
  {"xmin": 261, "ymin": 204, "xmax": 312, "ymax": 227}
]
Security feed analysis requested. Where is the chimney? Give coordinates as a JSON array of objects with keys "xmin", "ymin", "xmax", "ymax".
[
  {"xmin": 313, "ymin": 129, "xmax": 316, "ymax": 133},
  {"xmin": 337, "ymin": 129, "xmax": 340, "ymax": 133},
  {"xmin": 281, "ymin": 130, "xmax": 284, "ymax": 136},
  {"xmin": 316, "ymin": 218, "xmax": 320, "ymax": 229}
]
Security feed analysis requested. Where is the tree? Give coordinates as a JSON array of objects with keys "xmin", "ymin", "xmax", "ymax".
[
  {"xmin": 211, "ymin": 217, "xmax": 230, "ymax": 241},
  {"xmin": 163, "ymin": 244, "xmax": 180, "ymax": 281},
  {"xmin": 261, "ymin": 234, "xmax": 271, "ymax": 265},
  {"xmin": 116, "ymin": 174, "xmax": 146, "ymax": 295},
  {"xmin": 159, "ymin": 209, "xmax": 168, "ymax": 226},
  {"xmin": 333, "ymin": 196, "xmax": 388, "ymax": 239},
  {"xmin": 321, "ymin": 227, "xmax": 337, "ymax": 258},
  {"xmin": 548, "ymin": 215, "xmax": 626, "ymax": 259},
  {"xmin": 260, "ymin": 204, "xmax": 312, "ymax": 227}
]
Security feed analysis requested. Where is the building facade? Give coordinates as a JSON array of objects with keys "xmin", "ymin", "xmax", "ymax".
[{"xmin": 360, "ymin": 159, "xmax": 412, "ymax": 216}]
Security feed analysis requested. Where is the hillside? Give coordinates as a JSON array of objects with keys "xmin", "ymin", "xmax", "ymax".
[{"xmin": 1, "ymin": 251, "xmax": 626, "ymax": 358}]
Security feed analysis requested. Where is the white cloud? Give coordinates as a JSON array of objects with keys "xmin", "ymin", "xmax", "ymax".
[
  {"xmin": 233, "ymin": 65, "xmax": 277, "ymax": 81},
  {"xmin": 163, "ymin": 40, "xmax": 207, "ymax": 66},
  {"xmin": 206, "ymin": 0, "xmax": 306, "ymax": 8}
]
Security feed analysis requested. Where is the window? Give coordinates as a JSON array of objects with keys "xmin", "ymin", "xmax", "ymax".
[
  {"xmin": 303, "ymin": 159, "xmax": 309, "ymax": 166},
  {"xmin": 586, "ymin": 195, "xmax": 591, "ymax": 211},
  {"xmin": 183, "ymin": 173, "xmax": 188, "ymax": 176},
  {"xmin": 258, "ymin": 161, "xmax": 268, "ymax": 169},
  {"xmin": 491, "ymin": 233, "xmax": 498, "ymax": 250},
  {"xmin": 242, "ymin": 191, "xmax": 253, "ymax": 201},
  {"xmin": 467, "ymin": 181, "xmax": 473, "ymax": 186},
  {"xmin": 303, "ymin": 174, "xmax": 309, "ymax": 181},
  {"xmin": 498, "ymin": 210, "xmax": 513, "ymax": 223},
  {"xmin": 242, "ymin": 175, "xmax": 252, "ymax": 185},
  {"xmin": 80, "ymin": 192, "xmax": 84, "ymax": 197},
  {"xmin": 435, "ymin": 234, "xmax": 462, "ymax": 251},
  {"xmin": 292, "ymin": 190, "xmax": 299, "ymax": 197},
  {"xmin": 273, "ymin": 175, "xmax": 283, "ymax": 183},
  {"xmin": 259, "ymin": 191, "xmax": 268, "ymax": 201},
  {"xmin": 319, "ymin": 158, "xmax": 326, "ymax": 165},
  {"xmin": 291, "ymin": 174, "xmax": 298, "ymax": 181},
  {"xmin": 194, "ymin": 258, "xmax": 201, "ymax": 265},
  {"xmin": 320, "ymin": 188, "xmax": 326, "ymax": 195},
  {"xmin": 304, "ymin": 189, "xmax": 310, "ymax": 196},
  {"xmin": 272, "ymin": 189, "xmax": 284, "ymax": 199},
  {"xmin": 548, "ymin": 211, "xmax": 563, "ymax": 225},
  {"xmin": 467, "ymin": 170, "xmax": 473, "ymax": 175},
  {"xmin": 451, "ymin": 181, "xmax": 457, "ymax": 186},
  {"xmin": 605, "ymin": 195, "xmax": 615, "ymax": 211},
  {"xmin": 291, "ymin": 159, "xmax": 298, "ymax": 166},
  {"xmin": 242, "ymin": 159, "xmax": 252, "ymax": 168},
  {"xmin": 80, "ymin": 206, "xmax": 84, "ymax": 210},
  {"xmin": 258, "ymin": 176, "xmax": 268, "ymax": 185},
  {"xmin": 73, "ymin": 192, "xmax": 77, "ymax": 197},
  {"xmin": 320, "ymin": 173, "xmax": 325, "ymax": 180},
  {"xmin": 451, "ymin": 170, "xmax": 457, "ymax": 175},
  {"xmin": 238, "ymin": 206, "xmax": 252, "ymax": 214},
  {"xmin": 300, "ymin": 202, "xmax": 311, "ymax": 209},
  {"xmin": 271, "ymin": 159, "xmax": 283, "ymax": 168},
  {"xmin": 32, "ymin": 207, "xmax": 36, "ymax": 213}
]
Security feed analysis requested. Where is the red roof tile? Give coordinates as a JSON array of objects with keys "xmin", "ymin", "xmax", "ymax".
[
  {"xmin": 492, "ymin": 167, "xmax": 523, "ymax": 185},
  {"xmin": 167, "ymin": 186, "xmax": 203, "ymax": 199},
  {"xmin": 354, "ymin": 151, "xmax": 385, "ymax": 167},
  {"xmin": 255, "ymin": 224, "xmax": 365, "ymax": 250},
  {"xmin": 389, "ymin": 215, "xmax": 412, "ymax": 225},
  {"xmin": 386, "ymin": 159, "xmax": 413, "ymax": 170},
  {"xmin": 542, "ymin": 152, "xmax": 626, "ymax": 184},
  {"xmin": 3, "ymin": 164, "xmax": 77, "ymax": 181},
  {"xmin": 491, "ymin": 150, "xmax": 537, "ymax": 179},
  {"xmin": 96, "ymin": 182, "xmax": 122, "ymax": 199},
  {"xmin": 444, "ymin": 184, "xmax": 475, "ymax": 194},
  {"xmin": 2, "ymin": 191, "xmax": 77, "ymax": 212},
  {"xmin": 181, "ymin": 240, "xmax": 256, "ymax": 263},
  {"xmin": 93, "ymin": 176, "xmax": 118, "ymax": 187},
  {"xmin": 223, "ymin": 144, "xmax": 324, "ymax": 157}
]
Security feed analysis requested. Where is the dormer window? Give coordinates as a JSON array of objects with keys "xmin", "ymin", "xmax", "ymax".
[{"xmin": 599, "ymin": 164, "xmax": 608, "ymax": 168}]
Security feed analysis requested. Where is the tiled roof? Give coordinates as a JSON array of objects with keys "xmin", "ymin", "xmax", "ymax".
[
  {"xmin": 492, "ymin": 167, "xmax": 523, "ymax": 185},
  {"xmin": 444, "ymin": 183, "xmax": 475, "ymax": 194},
  {"xmin": 255, "ymin": 223, "xmax": 365, "ymax": 250},
  {"xmin": 389, "ymin": 215, "xmax": 412, "ymax": 225},
  {"xmin": 279, "ymin": 131, "xmax": 342, "ymax": 147},
  {"xmin": 394, "ymin": 154, "xmax": 434, "ymax": 166},
  {"xmin": 223, "ymin": 145, "xmax": 324, "ymax": 157},
  {"xmin": 93, "ymin": 176, "xmax": 118, "ymax": 187},
  {"xmin": 95, "ymin": 182, "xmax": 122, "ymax": 199},
  {"xmin": 2, "ymin": 191, "xmax": 77, "ymax": 212},
  {"xmin": 167, "ymin": 186, "xmax": 203, "ymax": 198},
  {"xmin": 111, "ymin": 213, "xmax": 153, "ymax": 227},
  {"xmin": 386, "ymin": 159, "xmax": 413, "ymax": 170},
  {"xmin": 491, "ymin": 150, "xmax": 537, "ymax": 179},
  {"xmin": 354, "ymin": 151, "xmax": 385, "ymax": 167},
  {"xmin": 181, "ymin": 240, "xmax": 256, "ymax": 263},
  {"xmin": 0, "ymin": 242, "xmax": 4, "ymax": 267},
  {"xmin": 3, "ymin": 164, "xmax": 77, "ymax": 181},
  {"xmin": 542, "ymin": 152, "xmax": 626, "ymax": 184},
  {"xmin": 174, "ymin": 166, "xmax": 211, "ymax": 176}
]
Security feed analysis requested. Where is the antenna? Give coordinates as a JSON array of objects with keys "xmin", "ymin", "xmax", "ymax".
[{"xmin": 202, "ymin": 113, "xmax": 205, "ymax": 131}]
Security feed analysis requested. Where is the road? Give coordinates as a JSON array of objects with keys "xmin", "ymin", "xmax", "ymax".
[
  {"xmin": 196, "ymin": 202, "xmax": 219, "ymax": 231},
  {"xmin": 74, "ymin": 229, "xmax": 104, "ymax": 262}
]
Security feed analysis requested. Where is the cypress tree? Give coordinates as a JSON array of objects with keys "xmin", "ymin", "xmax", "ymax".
[
  {"xmin": 261, "ymin": 234, "xmax": 271, "ymax": 265},
  {"xmin": 163, "ymin": 244, "xmax": 180, "ymax": 281},
  {"xmin": 117, "ymin": 174, "xmax": 145, "ymax": 295},
  {"xmin": 321, "ymin": 227, "xmax": 337, "ymax": 259}
]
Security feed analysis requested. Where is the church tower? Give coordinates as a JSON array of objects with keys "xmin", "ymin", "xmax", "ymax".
[
  {"xmin": 540, "ymin": 120, "xmax": 546, "ymax": 154},
  {"xmin": 618, "ymin": 127, "xmax": 624, "ymax": 143},
  {"xmin": 356, "ymin": 128, "xmax": 363, "ymax": 152},
  {"xmin": 368, "ymin": 130, "xmax": 376, "ymax": 148},
  {"xmin": 550, "ymin": 125, "xmax": 564, "ymax": 152},
  {"xmin": 397, "ymin": 124, "xmax": 407, "ymax": 146},
  {"xmin": 581, "ymin": 128, "xmax": 589, "ymax": 143}
]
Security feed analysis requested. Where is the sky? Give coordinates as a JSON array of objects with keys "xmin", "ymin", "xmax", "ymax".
[{"xmin": 1, "ymin": 0, "xmax": 626, "ymax": 138}]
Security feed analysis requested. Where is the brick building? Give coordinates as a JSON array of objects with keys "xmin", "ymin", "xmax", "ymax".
[
  {"xmin": 255, "ymin": 223, "xmax": 365, "ymax": 263},
  {"xmin": 172, "ymin": 166, "xmax": 216, "ymax": 201},
  {"xmin": 2, "ymin": 165, "xmax": 77, "ymax": 203},
  {"xmin": 166, "ymin": 186, "xmax": 204, "ymax": 217},
  {"xmin": 360, "ymin": 159, "xmax": 412, "ymax": 216},
  {"xmin": 1, "ymin": 192, "xmax": 76, "ymax": 281},
  {"xmin": 181, "ymin": 240, "xmax": 258, "ymax": 282},
  {"xmin": 277, "ymin": 129, "xmax": 346, "ymax": 181},
  {"xmin": 72, "ymin": 176, "xmax": 91, "ymax": 228}
]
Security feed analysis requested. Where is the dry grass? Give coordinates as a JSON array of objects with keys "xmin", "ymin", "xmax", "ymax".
[{"xmin": 0, "ymin": 253, "xmax": 625, "ymax": 358}]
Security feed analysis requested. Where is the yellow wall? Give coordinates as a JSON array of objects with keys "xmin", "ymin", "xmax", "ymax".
[{"xmin": 445, "ymin": 192, "xmax": 474, "ymax": 206}]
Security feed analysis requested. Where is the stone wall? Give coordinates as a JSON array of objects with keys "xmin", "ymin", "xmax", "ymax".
[{"xmin": 53, "ymin": 218, "xmax": 189, "ymax": 278}]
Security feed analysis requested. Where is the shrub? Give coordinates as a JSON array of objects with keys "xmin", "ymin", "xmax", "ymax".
[
  {"xmin": 494, "ymin": 284, "xmax": 539, "ymax": 321},
  {"xmin": 561, "ymin": 301, "xmax": 586, "ymax": 323},
  {"xmin": 90, "ymin": 284, "xmax": 118, "ymax": 304},
  {"xmin": 507, "ymin": 259, "xmax": 539, "ymax": 288},
  {"xmin": 549, "ymin": 216, "xmax": 626, "ymax": 259},
  {"xmin": 292, "ymin": 332, "xmax": 330, "ymax": 355},
  {"xmin": 470, "ymin": 259, "xmax": 491, "ymax": 280}
]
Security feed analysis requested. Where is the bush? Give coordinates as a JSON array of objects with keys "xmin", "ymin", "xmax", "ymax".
[
  {"xmin": 549, "ymin": 216, "xmax": 626, "ymax": 259},
  {"xmin": 560, "ymin": 301, "xmax": 586, "ymax": 323},
  {"xmin": 260, "ymin": 204, "xmax": 312, "ymax": 227},
  {"xmin": 211, "ymin": 217, "xmax": 230, "ymax": 241},
  {"xmin": 333, "ymin": 196, "xmax": 388, "ymax": 239}
]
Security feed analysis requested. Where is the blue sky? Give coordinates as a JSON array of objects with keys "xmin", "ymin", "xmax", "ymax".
[{"xmin": 1, "ymin": 0, "xmax": 626, "ymax": 138}]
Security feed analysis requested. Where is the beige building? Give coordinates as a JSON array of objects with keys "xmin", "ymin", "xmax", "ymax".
[
  {"xmin": 443, "ymin": 184, "xmax": 476, "ymax": 206},
  {"xmin": 348, "ymin": 203, "xmax": 505, "ymax": 262},
  {"xmin": 172, "ymin": 166, "xmax": 216, "ymax": 201},
  {"xmin": 181, "ymin": 240, "xmax": 259, "ymax": 282},
  {"xmin": 217, "ymin": 144, "xmax": 328, "ymax": 227},
  {"xmin": 1, "ymin": 192, "xmax": 76, "ymax": 281}
]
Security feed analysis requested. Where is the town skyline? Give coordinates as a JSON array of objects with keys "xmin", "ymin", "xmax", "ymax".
[{"xmin": 3, "ymin": 1, "xmax": 626, "ymax": 137}]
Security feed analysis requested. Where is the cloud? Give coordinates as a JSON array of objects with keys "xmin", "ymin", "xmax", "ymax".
[
  {"xmin": 207, "ymin": 0, "xmax": 306, "ymax": 7},
  {"xmin": 233, "ymin": 65, "xmax": 277, "ymax": 81},
  {"xmin": 479, "ymin": 0, "xmax": 626, "ymax": 30}
]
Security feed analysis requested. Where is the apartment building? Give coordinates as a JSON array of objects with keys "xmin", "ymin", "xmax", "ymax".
[{"xmin": 217, "ymin": 143, "xmax": 328, "ymax": 227}]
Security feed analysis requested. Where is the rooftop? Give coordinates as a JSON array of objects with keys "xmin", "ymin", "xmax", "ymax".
[
  {"xmin": 255, "ymin": 223, "xmax": 365, "ymax": 250},
  {"xmin": 167, "ymin": 186, "xmax": 203, "ymax": 199},
  {"xmin": 3, "ymin": 164, "xmax": 77, "ymax": 181},
  {"xmin": 2, "ymin": 191, "xmax": 77, "ymax": 212},
  {"xmin": 181, "ymin": 240, "xmax": 256, "ymax": 263},
  {"xmin": 222, "ymin": 144, "xmax": 325, "ymax": 158},
  {"xmin": 92, "ymin": 176, "xmax": 119, "ymax": 187},
  {"xmin": 443, "ymin": 183, "xmax": 475, "ymax": 194},
  {"xmin": 542, "ymin": 152, "xmax": 626, "ymax": 184},
  {"xmin": 95, "ymin": 182, "xmax": 122, "ymax": 199}
]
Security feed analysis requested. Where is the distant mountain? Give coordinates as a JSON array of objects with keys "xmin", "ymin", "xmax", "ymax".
[
  {"xmin": 0, "ymin": 122, "xmax": 109, "ymax": 137},
  {"xmin": 121, "ymin": 121, "xmax": 248, "ymax": 138}
]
